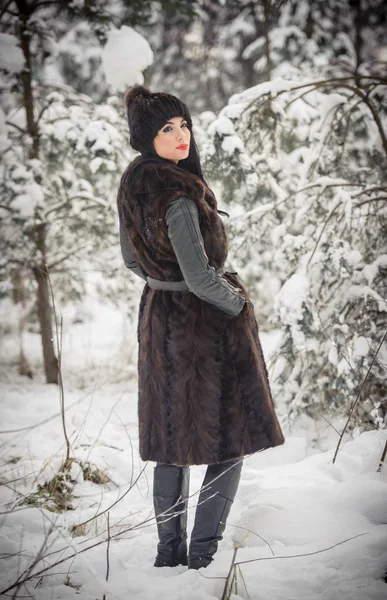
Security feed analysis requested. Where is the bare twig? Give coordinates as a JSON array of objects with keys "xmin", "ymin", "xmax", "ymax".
[
  {"xmin": 5, "ymin": 121, "xmax": 26, "ymax": 135},
  {"xmin": 221, "ymin": 545, "xmax": 239, "ymax": 600},
  {"xmin": 236, "ymin": 532, "xmax": 368, "ymax": 566},
  {"xmin": 102, "ymin": 512, "xmax": 110, "ymax": 600},
  {"xmin": 377, "ymin": 440, "xmax": 387, "ymax": 473},
  {"xmin": 47, "ymin": 243, "xmax": 92, "ymax": 271},
  {"xmin": 0, "ymin": 550, "xmax": 26, "ymax": 562},
  {"xmin": 0, "ymin": 389, "xmax": 98, "ymax": 434},
  {"xmin": 73, "ymin": 463, "xmax": 148, "ymax": 530},
  {"xmin": 0, "ymin": 0, "xmax": 16, "ymax": 21},
  {"xmin": 332, "ymin": 331, "xmax": 387, "ymax": 463},
  {"xmin": 227, "ymin": 522, "xmax": 275, "ymax": 556},
  {"xmin": 307, "ymin": 200, "xmax": 341, "ymax": 268},
  {"xmin": 47, "ymin": 268, "xmax": 71, "ymax": 467}
]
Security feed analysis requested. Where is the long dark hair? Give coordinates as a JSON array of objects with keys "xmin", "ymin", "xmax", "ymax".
[
  {"xmin": 179, "ymin": 128, "xmax": 229, "ymax": 217},
  {"xmin": 177, "ymin": 130, "xmax": 205, "ymax": 180}
]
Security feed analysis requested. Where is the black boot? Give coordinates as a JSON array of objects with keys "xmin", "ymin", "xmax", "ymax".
[
  {"xmin": 153, "ymin": 464, "xmax": 190, "ymax": 567},
  {"xmin": 188, "ymin": 458, "xmax": 242, "ymax": 570}
]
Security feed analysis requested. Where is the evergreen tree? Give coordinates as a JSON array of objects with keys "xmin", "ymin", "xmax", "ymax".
[
  {"xmin": 201, "ymin": 0, "xmax": 387, "ymax": 429},
  {"xmin": 0, "ymin": 1, "xmax": 142, "ymax": 382}
]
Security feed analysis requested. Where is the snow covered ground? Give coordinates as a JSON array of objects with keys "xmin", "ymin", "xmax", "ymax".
[{"xmin": 1, "ymin": 299, "xmax": 386, "ymax": 600}]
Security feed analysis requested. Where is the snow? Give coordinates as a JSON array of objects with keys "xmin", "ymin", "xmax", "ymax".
[
  {"xmin": 274, "ymin": 271, "xmax": 310, "ymax": 325},
  {"xmin": 346, "ymin": 249, "xmax": 362, "ymax": 266},
  {"xmin": 328, "ymin": 345, "xmax": 339, "ymax": 366},
  {"xmin": 229, "ymin": 77, "xmax": 293, "ymax": 105},
  {"xmin": 0, "ymin": 298, "xmax": 386, "ymax": 600},
  {"xmin": 208, "ymin": 116, "xmax": 235, "ymax": 136},
  {"xmin": 0, "ymin": 33, "xmax": 24, "ymax": 73},
  {"xmin": 353, "ymin": 336, "xmax": 370, "ymax": 359},
  {"xmin": 222, "ymin": 134, "xmax": 244, "ymax": 154},
  {"xmin": 11, "ymin": 182, "xmax": 44, "ymax": 218},
  {"xmin": 220, "ymin": 102, "xmax": 247, "ymax": 120},
  {"xmin": 101, "ymin": 26, "xmax": 154, "ymax": 91},
  {"xmin": 346, "ymin": 285, "xmax": 386, "ymax": 313}
]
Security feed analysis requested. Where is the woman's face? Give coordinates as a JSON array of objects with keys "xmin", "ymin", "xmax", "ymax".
[{"xmin": 153, "ymin": 116, "xmax": 191, "ymax": 163}]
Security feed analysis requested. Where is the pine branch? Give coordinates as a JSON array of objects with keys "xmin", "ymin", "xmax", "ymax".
[{"xmin": 245, "ymin": 76, "xmax": 387, "ymax": 158}]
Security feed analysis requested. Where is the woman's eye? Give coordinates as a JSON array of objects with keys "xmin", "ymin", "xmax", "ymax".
[
  {"xmin": 163, "ymin": 126, "xmax": 172, "ymax": 133},
  {"xmin": 182, "ymin": 123, "xmax": 188, "ymax": 128}
]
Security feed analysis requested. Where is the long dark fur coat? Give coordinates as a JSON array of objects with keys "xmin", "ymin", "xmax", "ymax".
[{"xmin": 117, "ymin": 155, "xmax": 285, "ymax": 466}]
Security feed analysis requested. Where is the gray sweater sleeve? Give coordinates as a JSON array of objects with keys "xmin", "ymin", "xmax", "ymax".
[
  {"xmin": 119, "ymin": 224, "xmax": 147, "ymax": 281},
  {"xmin": 165, "ymin": 196, "xmax": 246, "ymax": 317}
]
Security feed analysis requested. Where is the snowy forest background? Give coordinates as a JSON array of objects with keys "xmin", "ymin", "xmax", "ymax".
[
  {"xmin": 0, "ymin": 1, "xmax": 387, "ymax": 599},
  {"xmin": 1, "ymin": 0, "xmax": 386, "ymax": 428}
]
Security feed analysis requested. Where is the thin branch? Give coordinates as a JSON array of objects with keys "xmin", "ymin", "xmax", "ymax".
[
  {"xmin": 32, "ymin": 1, "xmax": 63, "ymax": 9},
  {"xmin": 0, "ymin": 0, "xmax": 14, "ymax": 19},
  {"xmin": 47, "ymin": 269, "xmax": 71, "ymax": 465},
  {"xmin": 332, "ymin": 331, "xmax": 387, "ymax": 464},
  {"xmin": 35, "ymin": 99, "xmax": 54, "ymax": 127},
  {"xmin": 0, "ymin": 391, "xmax": 94, "ymax": 434},
  {"xmin": 0, "ymin": 550, "xmax": 25, "ymax": 562},
  {"xmin": 227, "ymin": 522, "xmax": 275, "ymax": 556},
  {"xmin": 353, "ymin": 186, "xmax": 387, "ymax": 197},
  {"xmin": 47, "ymin": 243, "xmax": 92, "ymax": 270},
  {"xmin": 307, "ymin": 201, "xmax": 341, "ymax": 268},
  {"xmin": 5, "ymin": 121, "xmax": 26, "ymax": 135},
  {"xmin": 221, "ymin": 545, "xmax": 239, "ymax": 600},
  {"xmin": 354, "ymin": 197, "xmax": 387, "ymax": 208},
  {"xmin": 74, "ymin": 463, "xmax": 148, "ymax": 529},
  {"xmin": 236, "ymin": 532, "xmax": 368, "ymax": 566},
  {"xmin": 102, "ymin": 512, "xmax": 110, "ymax": 600},
  {"xmin": 377, "ymin": 440, "xmax": 387, "ymax": 473}
]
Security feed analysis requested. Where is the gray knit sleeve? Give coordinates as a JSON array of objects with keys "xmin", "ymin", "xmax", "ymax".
[
  {"xmin": 165, "ymin": 196, "xmax": 246, "ymax": 317},
  {"xmin": 119, "ymin": 223, "xmax": 147, "ymax": 281}
]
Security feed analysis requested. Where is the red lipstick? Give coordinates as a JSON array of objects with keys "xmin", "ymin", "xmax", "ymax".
[{"xmin": 176, "ymin": 144, "xmax": 189, "ymax": 150}]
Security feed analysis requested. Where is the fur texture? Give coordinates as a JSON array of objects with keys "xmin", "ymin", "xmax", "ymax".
[{"xmin": 117, "ymin": 156, "xmax": 285, "ymax": 465}]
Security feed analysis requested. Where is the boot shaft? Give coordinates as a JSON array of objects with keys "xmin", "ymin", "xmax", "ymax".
[
  {"xmin": 188, "ymin": 458, "xmax": 243, "ymax": 569},
  {"xmin": 153, "ymin": 464, "xmax": 190, "ymax": 567}
]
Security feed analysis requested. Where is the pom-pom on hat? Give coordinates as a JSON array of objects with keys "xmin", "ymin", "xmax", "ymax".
[{"xmin": 124, "ymin": 85, "xmax": 192, "ymax": 155}]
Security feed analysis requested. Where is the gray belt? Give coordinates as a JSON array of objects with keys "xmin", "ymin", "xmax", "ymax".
[
  {"xmin": 146, "ymin": 267, "xmax": 238, "ymax": 292},
  {"xmin": 146, "ymin": 277, "xmax": 189, "ymax": 291}
]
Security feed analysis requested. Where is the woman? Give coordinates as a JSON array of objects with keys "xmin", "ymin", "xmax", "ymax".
[{"xmin": 117, "ymin": 85, "xmax": 285, "ymax": 570}]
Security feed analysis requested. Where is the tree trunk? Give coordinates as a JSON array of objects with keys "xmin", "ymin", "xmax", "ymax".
[
  {"xmin": 351, "ymin": 0, "xmax": 363, "ymax": 87},
  {"xmin": 16, "ymin": 2, "xmax": 58, "ymax": 382},
  {"xmin": 262, "ymin": 0, "xmax": 272, "ymax": 81},
  {"xmin": 33, "ymin": 264, "xmax": 58, "ymax": 384},
  {"xmin": 11, "ymin": 270, "xmax": 33, "ymax": 378},
  {"xmin": 19, "ymin": 8, "xmax": 40, "ymax": 159}
]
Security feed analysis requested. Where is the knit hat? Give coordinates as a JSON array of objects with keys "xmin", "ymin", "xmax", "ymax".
[{"xmin": 124, "ymin": 85, "xmax": 192, "ymax": 155}]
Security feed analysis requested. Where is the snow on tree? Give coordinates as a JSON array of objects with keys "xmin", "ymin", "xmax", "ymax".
[
  {"xmin": 102, "ymin": 25, "xmax": 153, "ymax": 90},
  {"xmin": 0, "ymin": 1, "xmax": 150, "ymax": 382},
  {"xmin": 201, "ymin": 0, "xmax": 387, "ymax": 430}
]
